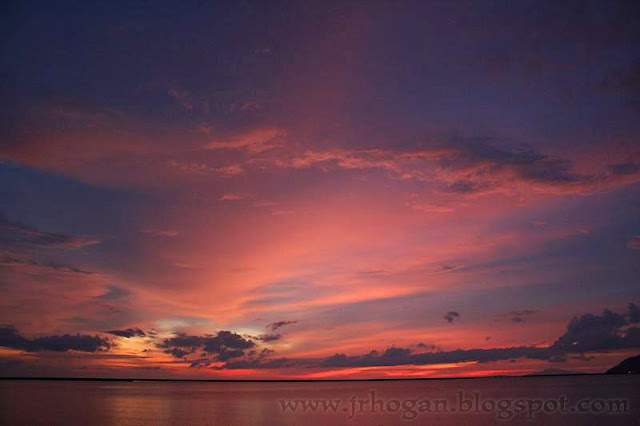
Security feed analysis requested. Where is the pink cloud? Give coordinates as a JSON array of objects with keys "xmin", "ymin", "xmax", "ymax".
[
  {"xmin": 627, "ymin": 236, "xmax": 640, "ymax": 250},
  {"xmin": 140, "ymin": 229, "xmax": 180, "ymax": 238},
  {"xmin": 205, "ymin": 128, "xmax": 286, "ymax": 153},
  {"xmin": 219, "ymin": 193, "xmax": 246, "ymax": 201},
  {"xmin": 167, "ymin": 89, "xmax": 194, "ymax": 111},
  {"xmin": 215, "ymin": 164, "xmax": 244, "ymax": 176}
]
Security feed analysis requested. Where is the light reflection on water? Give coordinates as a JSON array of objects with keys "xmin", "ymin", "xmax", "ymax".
[{"xmin": 0, "ymin": 375, "xmax": 638, "ymax": 425}]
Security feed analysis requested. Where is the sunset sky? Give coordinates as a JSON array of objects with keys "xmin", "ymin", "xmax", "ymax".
[{"xmin": 1, "ymin": 0, "xmax": 639, "ymax": 379}]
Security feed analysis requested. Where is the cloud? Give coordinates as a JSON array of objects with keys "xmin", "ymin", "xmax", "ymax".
[
  {"xmin": 430, "ymin": 264, "xmax": 462, "ymax": 275},
  {"xmin": 549, "ymin": 303, "xmax": 640, "ymax": 353},
  {"xmin": 217, "ymin": 348, "xmax": 246, "ymax": 361},
  {"xmin": 416, "ymin": 342, "xmax": 437, "ymax": 350},
  {"xmin": 158, "ymin": 330, "xmax": 255, "ymax": 361},
  {"xmin": 107, "ymin": 328, "xmax": 146, "ymax": 338},
  {"xmin": 249, "ymin": 321, "xmax": 299, "ymax": 343},
  {"xmin": 167, "ymin": 160, "xmax": 213, "ymax": 175},
  {"xmin": 443, "ymin": 311, "xmax": 460, "ymax": 324},
  {"xmin": 0, "ymin": 255, "xmax": 93, "ymax": 275},
  {"xmin": 266, "ymin": 320, "xmax": 298, "ymax": 331},
  {"xmin": 167, "ymin": 89, "xmax": 194, "ymax": 111},
  {"xmin": 627, "ymin": 236, "xmax": 640, "ymax": 250},
  {"xmin": 250, "ymin": 348, "xmax": 275, "ymax": 360},
  {"xmin": 608, "ymin": 162, "xmax": 640, "ymax": 176},
  {"xmin": 95, "ymin": 285, "xmax": 131, "ymax": 301},
  {"xmin": 166, "ymin": 348, "xmax": 190, "ymax": 358},
  {"xmin": 0, "ymin": 326, "xmax": 111, "ymax": 352},
  {"xmin": 323, "ymin": 347, "xmax": 412, "ymax": 367},
  {"xmin": 264, "ymin": 139, "xmax": 640, "ymax": 196},
  {"xmin": 215, "ymin": 357, "xmax": 309, "ymax": 370},
  {"xmin": 189, "ymin": 345, "xmax": 273, "ymax": 367},
  {"xmin": 215, "ymin": 164, "xmax": 244, "ymax": 176},
  {"xmin": 441, "ymin": 265, "xmax": 461, "ymax": 272},
  {"xmin": 630, "ymin": 303, "xmax": 640, "ymax": 323},
  {"xmin": 221, "ymin": 346, "xmax": 555, "ymax": 370},
  {"xmin": 139, "ymin": 228, "xmax": 179, "ymax": 237},
  {"xmin": 570, "ymin": 354, "xmax": 596, "ymax": 362},
  {"xmin": 205, "ymin": 128, "xmax": 286, "ymax": 153},
  {"xmin": 256, "ymin": 334, "xmax": 281, "ymax": 342},
  {"xmin": 214, "ymin": 303, "xmax": 640, "ymax": 370},
  {"xmin": 219, "ymin": 193, "xmax": 246, "ymax": 201},
  {"xmin": 0, "ymin": 216, "xmax": 100, "ymax": 248},
  {"xmin": 406, "ymin": 199, "xmax": 455, "ymax": 214},
  {"xmin": 510, "ymin": 309, "xmax": 537, "ymax": 323},
  {"xmin": 443, "ymin": 179, "xmax": 493, "ymax": 194}
]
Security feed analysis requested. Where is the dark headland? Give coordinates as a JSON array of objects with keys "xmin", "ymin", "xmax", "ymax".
[{"xmin": 606, "ymin": 355, "xmax": 640, "ymax": 374}]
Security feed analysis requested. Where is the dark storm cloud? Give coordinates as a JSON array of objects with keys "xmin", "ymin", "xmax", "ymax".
[
  {"xmin": 256, "ymin": 333, "xmax": 281, "ymax": 342},
  {"xmin": 0, "ymin": 215, "xmax": 100, "ymax": 248},
  {"xmin": 416, "ymin": 342, "xmax": 437, "ymax": 350},
  {"xmin": 325, "ymin": 346, "xmax": 558, "ymax": 368},
  {"xmin": 166, "ymin": 348, "xmax": 191, "ymax": 359},
  {"xmin": 0, "ymin": 326, "xmax": 111, "ymax": 352},
  {"xmin": 159, "ymin": 330, "xmax": 255, "ymax": 361},
  {"xmin": 216, "ymin": 348, "xmax": 246, "ymax": 362},
  {"xmin": 107, "ymin": 328, "xmax": 146, "ymax": 338},
  {"xmin": 203, "ymin": 331, "xmax": 255, "ymax": 352},
  {"xmin": 189, "ymin": 358, "xmax": 211, "ymax": 368},
  {"xmin": 266, "ymin": 320, "xmax": 298, "ymax": 331},
  {"xmin": 220, "ymin": 345, "xmax": 558, "ymax": 371},
  {"xmin": 549, "ymin": 303, "xmax": 640, "ymax": 353},
  {"xmin": 246, "ymin": 348, "xmax": 275, "ymax": 360},
  {"xmin": 323, "ymin": 347, "xmax": 413, "ymax": 367},
  {"xmin": 213, "ymin": 304, "xmax": 640, "ymax": 370},
  {"xmin": 443, "ymin": 311, "xmax": 460, "ymax": 323}
]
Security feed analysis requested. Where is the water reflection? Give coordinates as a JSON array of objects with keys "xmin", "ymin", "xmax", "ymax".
[{"xmin": 0, "ymin": 375, "xmax": 638, "ymax": 425}]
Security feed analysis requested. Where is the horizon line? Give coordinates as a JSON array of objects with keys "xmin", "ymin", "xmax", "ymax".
[{"xmin": 0, "ymin": 372, "xmax": 607, "ymax": 383}]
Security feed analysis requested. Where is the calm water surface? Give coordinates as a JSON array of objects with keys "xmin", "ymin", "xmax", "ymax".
[{"xmin": 1, "ymin": 375, "xmax": 638, "ymax": 425}]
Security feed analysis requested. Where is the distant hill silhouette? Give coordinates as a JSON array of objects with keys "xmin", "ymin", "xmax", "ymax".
[
  {"xmin": 606, "ymin": 355, "xmax": 640, "ymax": 374},
  {"xmin": 525, "ymin": 368, "xmax": 579, "ymax": 376}
]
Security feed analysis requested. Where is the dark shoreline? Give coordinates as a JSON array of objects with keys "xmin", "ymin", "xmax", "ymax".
[{"xmin": 0, "ymin": 373, "xmax": 618, "ymax": 383}]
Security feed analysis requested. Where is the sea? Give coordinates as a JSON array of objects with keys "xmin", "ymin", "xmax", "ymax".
[{"xmin": 1, "ymin": 375, "xmax": 638, "ymax": 425}]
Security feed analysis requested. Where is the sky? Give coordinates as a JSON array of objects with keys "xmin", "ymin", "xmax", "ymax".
[{"xmin": 0, "ymin": 0, "xmax": 639, "ymax": 379}]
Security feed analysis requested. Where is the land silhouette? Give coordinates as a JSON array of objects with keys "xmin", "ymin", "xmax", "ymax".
[{"xmin": 607, "ymin": 355, "xmax": 640, "ymax": 374}]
